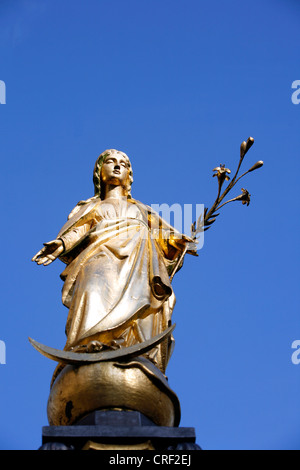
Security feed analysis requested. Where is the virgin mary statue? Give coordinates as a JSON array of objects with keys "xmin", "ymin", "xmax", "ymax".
[{"xmin": 32, "ymin": 149, "xmax": 196, "ymax": 375}]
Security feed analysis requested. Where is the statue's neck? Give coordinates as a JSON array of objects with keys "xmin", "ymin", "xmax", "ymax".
[{"xmin": 103, "ymin": 184, "xmax": 127, "ymax": 200}]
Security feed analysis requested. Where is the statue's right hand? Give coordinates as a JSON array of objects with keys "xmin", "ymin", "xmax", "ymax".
[{"xmin": 31, "ymin": 239, "xmax": 64, "ymax": 266}]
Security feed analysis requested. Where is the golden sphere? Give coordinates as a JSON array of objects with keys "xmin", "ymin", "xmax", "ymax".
[{"xmin": 47, "ymin": 358, "xmax": 181, "ymax": 427}]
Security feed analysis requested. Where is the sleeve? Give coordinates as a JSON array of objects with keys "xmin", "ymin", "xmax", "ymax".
[
  {"xmin": 56, "ymin": 199, "xmax": 101, "ymax": 255},
  {"xmin": 58, "ymin": 222, "xmax": 92, "ymax": 253}
]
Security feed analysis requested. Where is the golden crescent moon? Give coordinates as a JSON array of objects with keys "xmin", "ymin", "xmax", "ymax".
[{"xmin": 28, "ymin": 324, "xmax": 175, "ymax": 365}]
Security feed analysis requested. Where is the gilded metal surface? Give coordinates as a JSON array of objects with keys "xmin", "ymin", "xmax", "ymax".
[
  {"xmin": 31, "ymin": 145, "xmax": 262, "ymax": 426},
  {"xmin": 32, "ymin": 150, "xmax": 196, "ymax": 374},
  {"xmin": 47, "ymin": 358, "xmax": 181, "ymax": 427},
  {"xmin": 81, "ymin": 441, "xmax": 155, "ymax": 450}
]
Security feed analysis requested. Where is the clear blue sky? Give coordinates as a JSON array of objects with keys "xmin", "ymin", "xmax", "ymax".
[{"xmin": 0, "ymin": 0, "xmax": 299, "ymax": 450}]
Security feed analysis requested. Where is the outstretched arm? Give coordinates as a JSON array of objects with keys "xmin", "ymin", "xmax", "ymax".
[{"xmin": 32, "ymin": 239, "xmax": 64, "ymax": 266}]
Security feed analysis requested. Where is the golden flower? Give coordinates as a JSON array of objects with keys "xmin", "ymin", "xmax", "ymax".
[
  {"xmin": 240, "ymin": 188, "xmax": 251, "ymax": 206},
  {"xmin": 212, "ymin": 164, "xmax": 231, "ymax": 182}
]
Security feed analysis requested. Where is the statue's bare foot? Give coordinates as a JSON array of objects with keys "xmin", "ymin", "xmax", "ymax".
[{"xmin": 86, "ymin": 340, "xmax": 106, "ymax": 353}]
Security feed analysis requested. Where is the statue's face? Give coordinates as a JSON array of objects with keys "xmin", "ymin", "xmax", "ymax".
[{"xmin": 100, "ymin": 153, "xmax": 130, "ymax": 188}]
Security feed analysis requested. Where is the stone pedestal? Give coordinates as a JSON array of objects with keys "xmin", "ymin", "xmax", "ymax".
[{"xmin": 39, "ymin": 410, "xmax": 201, "ymax": 451}]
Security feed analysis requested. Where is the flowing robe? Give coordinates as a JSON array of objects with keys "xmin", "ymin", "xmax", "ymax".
[{"xmin": 56, "ymin": 196, "xmax": 194, "ymax": 372}]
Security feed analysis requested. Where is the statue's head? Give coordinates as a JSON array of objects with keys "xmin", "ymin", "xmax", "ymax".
[{"xmin": 93, "ymin": 149, "xmax": 133, "ymax": 199}]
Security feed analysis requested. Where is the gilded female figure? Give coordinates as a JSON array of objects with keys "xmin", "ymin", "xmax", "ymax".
[{"xmin": 32, "ymin": 150, "xmax": 196, "ymax": 373}]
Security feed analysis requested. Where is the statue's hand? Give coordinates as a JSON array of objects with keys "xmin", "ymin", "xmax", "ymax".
[
  {"xmin": 169, "ymin": 233, "xmax": 192, "ymax": 249},
  {"xmin": 31, "ymin": 239, "xmax": 64, "ymax": 266},
  {"xmin": 169, "ymin": 233, "xmax": 198, "ymax": 255}
]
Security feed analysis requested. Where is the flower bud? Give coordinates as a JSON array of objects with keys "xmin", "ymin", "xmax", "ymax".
[
  {"xmin": 240, "ymin": 137, "xmax": 254, "ymax": 158},
  {"xmin": 248, "ymin": 160, "xmax": 264, "ymax": 172},
  {"xmin": 240, "ymin": 141, "xmax": 247, "ymax": 158},
  {"xmin": 245, "ymin": 137, "xmax": 254, "ymax": 153}
]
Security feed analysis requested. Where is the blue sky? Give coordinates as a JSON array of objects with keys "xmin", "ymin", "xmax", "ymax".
[{"xmin": 0, "ymin": 0, "xmax": 299, "ymax": 450}]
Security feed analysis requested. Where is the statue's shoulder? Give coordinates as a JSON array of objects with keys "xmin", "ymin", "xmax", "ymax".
[
  {"xmin": 57, "ymin": 196, "xmax": 101, "ymax": 238},
  {"xmin": 67, "ymin": 196, "xmax": 100, "ymax": 220},
  {"xmin": 129, "ymin": 198, "xmax": 153, "ymax": 214}
]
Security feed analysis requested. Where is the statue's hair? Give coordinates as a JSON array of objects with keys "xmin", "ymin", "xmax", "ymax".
[{"xmin": 93, "ymin": 149, "xmax": 133, "ymax": 199}]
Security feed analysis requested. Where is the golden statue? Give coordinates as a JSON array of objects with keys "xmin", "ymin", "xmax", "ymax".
[
  {"xmin": 31, "ymin": 149, "xmax": 197, "ymax": 427},
  {"xmin": 31, "ymin": 142, "xmax": 263, "ymax": 430}
]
